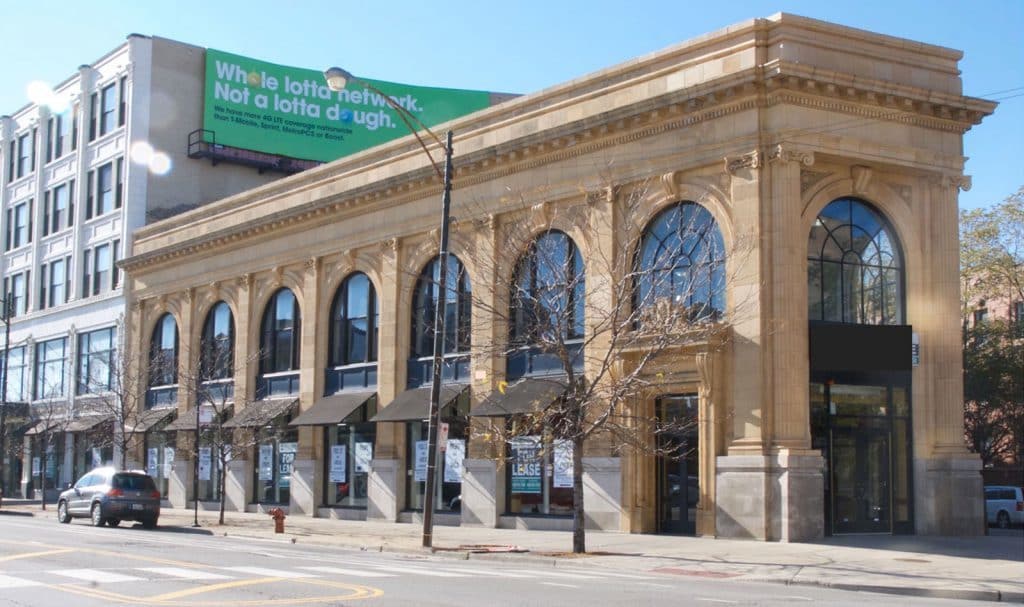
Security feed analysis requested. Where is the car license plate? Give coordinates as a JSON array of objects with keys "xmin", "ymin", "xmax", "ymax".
[{"xmin": 131, "ymin": 504, "xmax": 144, "ymax": 511}]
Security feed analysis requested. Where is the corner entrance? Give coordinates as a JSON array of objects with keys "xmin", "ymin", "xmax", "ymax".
[
  {"xmin": 811, "ymin": 380, "xmax": 913, "ymax": 535},
  {"xmin": 656, "ymin": 394, "xmax": 698, "ymax": 535}
]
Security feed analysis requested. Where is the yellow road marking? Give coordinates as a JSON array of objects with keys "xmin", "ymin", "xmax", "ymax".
[
  {"xmin": 147, "ymin": 577, "xmax": 283, "ymax": 601},
  {"xmin": 0, "ymin": 538, "xmax": 203, "ymax": 569},
  {"xmin": 0, "ymin": 548, "xmax": 75, "ymax": 562}
]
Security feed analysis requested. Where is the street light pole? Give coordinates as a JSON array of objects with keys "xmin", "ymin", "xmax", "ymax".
[
  {"xmin": 0, "ymin": 298, "xmax": 11, "ymax": 501},
  {"xmin": 324, "ymin": 67, "xmax": 453, "ymax": 548}
]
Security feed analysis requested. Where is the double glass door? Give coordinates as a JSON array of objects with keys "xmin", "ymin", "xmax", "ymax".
[
  {"xmin": 831, "ymin": 426, "xmax": 891, "ymax": 534},
  {"xmin": 656, "ymin": 395, "xmax": 698, "ymax": 535}
]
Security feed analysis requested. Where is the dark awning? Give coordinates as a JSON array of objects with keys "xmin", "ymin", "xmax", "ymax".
[
  {"xmin": 223, "ymin": 398, "xmax": 297, "ymax": 429},
  {"xmin": 66, "ymin": 414, "xmax": 113, "ymax": 433},
  {"xmin": 128, "ymin": 407, "xmax": 177, "ymax": 434},
  {"xmin": 472, "ymin": 376, "xmax": 569, "ymax": 417},
  {"xmin": 290, "ymin": 392, "xmax": 376, "ymax": 426},
  {"xmin": 371, "ymin": 384, "xmax": 468, "ymax": 423}
]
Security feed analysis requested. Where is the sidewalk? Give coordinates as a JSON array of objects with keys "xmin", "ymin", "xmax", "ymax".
[{"xmin": 4, "ymin": 502, "xmax": 1022, "ymax": 603}]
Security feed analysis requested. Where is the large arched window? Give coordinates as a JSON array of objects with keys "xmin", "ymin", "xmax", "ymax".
[
  {"xmin": 201, "ymin": 301, "xmax": 234, "ymax": 380},
  {"xmin": 330, "ymin": 272, "xmax": 378, "ymax": 366},
  {"xmin": 510, "ymin": 230, "xmax": 585, "ymax": 345},
  {"xmin": 636, "ymin": 202, "xmax": 725, "ymax": 321},
  {"xmin": 808, "ymin": 197, "xmax": 903, "ymax": 325},
  {"xmin": 260, "ymin": 288, "xmax": 301, "ymax": 373},
  {"xmin": 149, "ymin": 313, "xmax": 178, "ymax": 387},
  {"xmin": 411, "ymin": 255, "xmax": 471, "ymax": 358}
]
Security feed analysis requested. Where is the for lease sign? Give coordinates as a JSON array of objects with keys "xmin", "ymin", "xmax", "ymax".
[{"xmin": 203, "ymin": 49, "xmax": 493, "ymax": 163}]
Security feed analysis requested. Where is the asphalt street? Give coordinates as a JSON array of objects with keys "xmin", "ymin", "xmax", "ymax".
[{"xmin": 0, "ymin": 515, "xmax": 1001, "ymax": 606}]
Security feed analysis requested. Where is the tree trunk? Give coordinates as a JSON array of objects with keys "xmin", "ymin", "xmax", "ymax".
[
  {"xmin": 571, "ymin": 434, "xmax": 585, "ymax": 553},
  {"xmin": 39, "ymin": 440, "xmax": 47, "ymax": 511},
  {"xmin": 218, "ymin": 454, "xmax": 227, "ymax": 525}
]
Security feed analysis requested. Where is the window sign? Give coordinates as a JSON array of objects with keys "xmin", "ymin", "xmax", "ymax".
[
  {"xmin": 553, "ymin": 439, "xmax": 574, "ymax": 489},
  {"xmin": 354, "ymin": 442, "xmax": 372, "ymax": 473},
  {"xmin": 147, "ymin": 448, "xmax": 159, "ymax": 477},
  {"xmin": 198, "ymin": 447, "xmax": 212, "ymax": 481},
  {"xmin": 510, "ymin": 436, "xmax": 542, "ymax": 494},
  {"xmin": 279, "ymin": 442, "xmax": 297, "ymax": 489},
  {"xmin": 444, "ymin": 439, "xmax": 465, "ymax": 483},
  {"xmin": 329, "ymin": 445, "xmax": 347, "ymax": 483},
  {"xmin": 912, "ymin": 333, "xmax": 920, "ymax": 367},
  {"xmin": 91, "ymin": 448, "xmax": 102, "ymax": 469},
  {"xmin": 413, "ymin": 440, "xmax": 428, "ymax": 482},
  {"xmin": 32, "ymin": 456, "xmax": 40, "ymax": 476},
  {"xmin": 163, "ymin": 447, "xmax": 175, "ymax": 478},
  {"xmin": 258, "ymin": 444, "xmax": 274, "ymax": 481},
  {"xmin": 199, "ymin": 405, "xmax": 214, "ymax": 425}
]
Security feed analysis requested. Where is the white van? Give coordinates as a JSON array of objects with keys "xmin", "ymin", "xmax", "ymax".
[{"xmin": 984, "ymin": 486, "xmax": 1023, "ymax": 528}]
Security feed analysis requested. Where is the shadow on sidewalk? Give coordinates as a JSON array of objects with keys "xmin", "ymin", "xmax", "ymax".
[
  {"xmin": 810, "ymin": 532, "xmax": 1024, "ymax": 561},
  {"xmin": 0, "ymin": 509, "xmax": 34, "ymax": 517}
]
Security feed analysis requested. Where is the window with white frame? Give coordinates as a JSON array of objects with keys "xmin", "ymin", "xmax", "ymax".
[
  {"xmin": 46, "ymin": 108, "xmax": 77, "ymax": 162},
  {"xmin": 39, "ymin": 256, "xmax": 71, "ymax": 310},
  {"xmin": 3, "ymin": 272, "xmax": 29, "ymax": 317},
  {"xmin": 86, "ymin": 158, "xmax": 123, "ymax": 219},
  {"xmin": 81, "ymin": 240, "xmax": 120, "ymax": 298},
  {"xmin": 43, "ymin": 181, "xmax": 74, "ymax": 236},
  {"xmin": 6, "ymin": 200, "xmax": 33, "ymax": 250},
  {"xmin": 15, "ymin": 131, "xmax": 34, "ymax": 179},
  {"xmin": 2, "ymin": 346, "xmax": 28, "ymax": 402},
  {"xmin": 78, "ymin": 327, "xmax": 116, "ymax": 394},
  {"xmin": 35, "ymin": 337, "xmax": 68, "ymax": 400}
]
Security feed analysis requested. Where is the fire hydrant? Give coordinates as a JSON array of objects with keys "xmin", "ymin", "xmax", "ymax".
[{"xmin": 269, "ymin": 507, "xmax": 286, "ymax": 533}]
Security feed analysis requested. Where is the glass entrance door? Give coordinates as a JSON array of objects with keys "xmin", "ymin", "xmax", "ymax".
[
  {"xmin": 656, "ymin": 395, "xmax": 698, "ymax": 535},
  {"xmin": 831, "ymin": 426, "xmax": 892, "ymax": 534}
]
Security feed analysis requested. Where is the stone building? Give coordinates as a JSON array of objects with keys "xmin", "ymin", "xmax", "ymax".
[{"xmin": 121, "ymin": 14, "xmax": 995, "ymax": 539}]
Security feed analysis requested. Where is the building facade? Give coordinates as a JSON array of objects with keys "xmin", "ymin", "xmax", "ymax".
[
  {"xmin": 122, "ymin": 14, "xmax": 994, "ymax": 539},
  {"xmin": 0, "ymin": 35, "xmax": 282, "ymax": 499}
]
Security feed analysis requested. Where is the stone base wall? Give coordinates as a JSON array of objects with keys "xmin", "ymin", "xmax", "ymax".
[
  {"xmin": 289, "ymin": 458, "xmax": 316, "ymax": 516},
  {"xmin": 367, "ymin": 458, "xmax": 401, "ymax": 522},
  {"xmin": 461, "ymin": 458, "xmax": 502, "ymax": 527},
  {"xmin": 582, "ymin": 457, "xmax": 622, "ymax": 531},
  {"xmin": 915, "ymin": 455, "xmax": 985, "ymax": 536},
  {"xmin": 716, "ymin": 453, "xmax": 824, "ymax": 541}
]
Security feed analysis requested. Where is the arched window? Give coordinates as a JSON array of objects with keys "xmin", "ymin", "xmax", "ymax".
[
  {"xmin": 201, "ymin": 301, "xmax": 234, "ymax": 380},
  {"xmin": 808, "ymin": 197, "xmax": 903, "ymax": 325},
  {"xmin": 330, "ymin": 272, "xmax": 378, "ymax": 366},
  {"xmin": 411, "ymin": 255, "xmax": 471, "ymax": 358},
  {"xmin": 260, "ymin": 288, "xmax": 301, "ymax": 373},
  {"xmin": 636, "ymin": 202, "xmax": 725, "ymax": 321},
  {"xmin": 511, "ymin": 231, "xmax": 585, "ymax": 345},
  {"xmin": 149, "ymin": 313, "xmax": 178, "ymax": 387}
]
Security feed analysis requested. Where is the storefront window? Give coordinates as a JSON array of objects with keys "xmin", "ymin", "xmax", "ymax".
[
  {"xmin": 253, "ymin": 426, "xmax": 298, "ymax": 505},
  {"xmin": 73, "ymin": 432, "xmax": 112, "ymax": 479},
  {"xmin": 505, "ymin": 433, "xmax": 574, "ymax": 516},
  {"xmin": 323, "ymin": 401, "xmax": 376, "ymax": 508},
  {"xmin": 197, "ymin": 437, "xmax": 222, "ymax": 502},
  {"xmin": 145, "ymin": 430, "xmax": 175, "ymax": 497},
  {"xmin": 403, "ymin": 391, "xmax": 469, "ymax": 512},
  {"xmin": 31, "ymin": 437, "xmax": 64, "ymax": 491}
]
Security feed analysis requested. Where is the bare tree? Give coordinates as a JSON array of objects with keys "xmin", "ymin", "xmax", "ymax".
[
  {"xmin": 76, "ymin": 319, "xmax": 146, "ymax": 470},
  {"xmin": 438, "ymin": 179, "xmax": 752, "ymax": 553}
]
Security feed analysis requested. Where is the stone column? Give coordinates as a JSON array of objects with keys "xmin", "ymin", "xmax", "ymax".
[
  {"xmin": 368, "ymin": 238, "xmax": 403, "ymax": 521},
  {"xmin": 914, "ymin": 175, "xmax": 983, "ymax": 535},
  {"xmin": 290, "ymin": 257, "xmax": 321, "ymax": 516}
]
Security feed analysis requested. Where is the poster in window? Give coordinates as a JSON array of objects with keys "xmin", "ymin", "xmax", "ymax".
[
  {"xmin": 354, "ymin": 442, "xmax": 372, "ymax": 473},
  {"xmin": 147, "ymin": 448, "xmax": 159, "ymax": 478},
  {"xmin": 258, "ymin": 444, "xmax": 274, "ymax": 481},
  {"xmin": 413, "ymin": 440, "xmax": 428, "ymax": 482},
  {"xmin": 32, "ymin": 456, "xmax": 40, "ymax": 476},
  {"xmin": 444, "ymin": 439, "xmax": 465, "ymax": 483},
  {"xmin": 553, "ymin": 439, "xmax": 573, "ymax": 488},
  {"xmin": 164, "ymin": 447, "xmax": 175, "ymax": 478},
  {"xmin": 198, "ymin": 447, "xmax": 212, "ymax": 481},
  {"xmin": 91, "ymin": 447, "xmax": 102, "ymax": 469},
  {"xmin": 278, "ymin": 442, "xmax": 297, "ymax": 489},
  {"xmin": 329, "ymin": 445, "xmax": 347, "ymax": 483},
  {"xmin": 510, "ymin": 436, "xmax": 542, "ymax": 494}
]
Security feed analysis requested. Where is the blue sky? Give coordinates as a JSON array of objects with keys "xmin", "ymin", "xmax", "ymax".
[{"xmin": 1, "ymin": 0, "xmax": 1020, "ymax": 210}]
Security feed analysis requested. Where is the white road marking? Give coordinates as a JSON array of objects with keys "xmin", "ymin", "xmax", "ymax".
[
  {"xmin": 541, "ymin": 582, "xmax": 579, "ymax": 588},
  {"xmin": 54, "ymin": 569, "xmax": 146, "ymax": 584},
  {"xmin": 137, "ymin": 567, "xmax": 233, "ymax": 580},
  {"xmin": 0, "ymin": 574, "xmax": 43, "ymax": 588},
  {"xmin": 506, "ymin": 568, "xmax": 599, "ymax": 580},
  {"xmin": 297, "ymin": 566, "xmax": 397, "ymax": 578},
  {"xmin": 357, "ymin": 564, "xmax": 469, "ymax": 577},
  {"xmin": 695, "ymin": 599, "xmax": 739, "ymax": 604},
  {"xmin": 558, "ymin": 568, "xmax": 652, "ymax": 579},
  {"xmin": 442, "ymin": 567, "xmax": 533, "ymax": 578},
  {"xmin": 221, "ymin": 566, "xmax": 316, "ymax": 578}
]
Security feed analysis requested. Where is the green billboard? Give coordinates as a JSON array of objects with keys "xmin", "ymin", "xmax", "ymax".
[{"xmin": 202, "ymin": 49, "xmax": 494, "ymax": 163}]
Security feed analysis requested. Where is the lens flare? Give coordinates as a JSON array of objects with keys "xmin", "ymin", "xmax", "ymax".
[
  {"xmin": 130, "ymin": 141, "xmax": 154, "ymax": 165},
  {"xmin": 26, "ymin": 81, "xmax": 53, "ymax": 105},
  {"xmin": 149, "ymin": 152, "xmax": 172, "ymax": 175}
]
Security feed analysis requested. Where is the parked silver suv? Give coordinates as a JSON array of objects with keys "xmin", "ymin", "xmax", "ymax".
[
  {"xmin": 984, "ymin": 485, "xmax": 1023, "ymax": 529},
  {"xmin": 57, "ymin": 467, "xmax": 161, "ymax": 529}
]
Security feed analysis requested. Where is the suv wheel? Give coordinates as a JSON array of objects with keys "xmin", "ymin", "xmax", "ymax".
[
  {"xmin": 57, "ymin": 501, "xmax": 71, "ymax": 524},
  {"xmin": 997, "ymin": 511, "xmax": 1011, "ymax": 529},
  {"xmin": 91, "ymin": 504, "xmax": 106, "ymax": 527}
]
